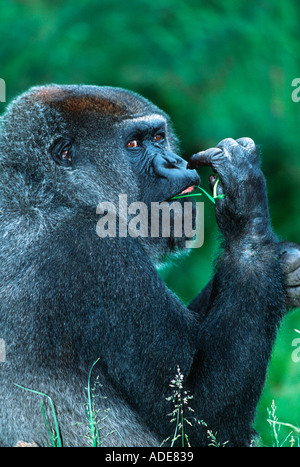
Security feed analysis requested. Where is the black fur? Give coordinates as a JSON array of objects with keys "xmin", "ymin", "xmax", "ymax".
[{"xmin": 0, "ymin": 85, "xmax": 287, "ymax": 446}]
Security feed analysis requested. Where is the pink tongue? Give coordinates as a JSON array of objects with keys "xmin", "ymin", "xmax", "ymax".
[{"xmin": 180, "ymin": 186, "xmax": 195, "ymax": 195}]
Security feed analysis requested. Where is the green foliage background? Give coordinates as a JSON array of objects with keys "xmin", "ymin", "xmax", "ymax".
[{"xmin": 1, "ymin": 0, "xmax": 299, "ymax": 446}]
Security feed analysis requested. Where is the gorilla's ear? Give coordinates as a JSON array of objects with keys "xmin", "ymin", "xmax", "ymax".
[{"xmin": 49, "ymin": 137, "xmax": 75, "ymax": 168}]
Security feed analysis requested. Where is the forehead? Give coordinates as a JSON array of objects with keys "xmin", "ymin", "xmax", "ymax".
[{"xmin": 121, "ymin": 114, "xmax": 167, "ymax": 131}]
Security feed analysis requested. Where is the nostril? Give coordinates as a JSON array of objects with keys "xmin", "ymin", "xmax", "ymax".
[
  {"xmin": 162, "ymin": 157, "xmax": 183, "ymax": 169},
  {"xmin": 163, "ymin": 161, "xmax": 177, "ymax": 169}
]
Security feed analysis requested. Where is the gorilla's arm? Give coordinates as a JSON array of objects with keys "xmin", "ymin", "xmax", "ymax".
[
  {"xmin": 178, "ymin": 138, "xmax": 287, "ymax": 444},
  {"xmin": 187, "ymin": 242, "xmax": 284, "ymax": 445}
]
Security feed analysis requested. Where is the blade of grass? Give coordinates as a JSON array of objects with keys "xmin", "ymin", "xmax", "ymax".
[
  {"xmin": 40, "ymin": 400, "xmax": 58, "ymax": 447},
  {"xmin": 267, "ymin": 420, "xmax": 300, "ymax": 434},
  {"xmin": 14, "ymin": 383, "xmax": 62, "ymax": 447},
  {"xmin": 87, "ymin": 358, "xmax": 101, "ymax": 447},
  {"xmin": 171, "ymin": 182, "xmax": 225, "ymax": 204}
]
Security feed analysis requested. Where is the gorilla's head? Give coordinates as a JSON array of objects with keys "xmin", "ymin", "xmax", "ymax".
[{"xmin": 0, "ymin": 85, "xmax": 200, "ymax": 261}]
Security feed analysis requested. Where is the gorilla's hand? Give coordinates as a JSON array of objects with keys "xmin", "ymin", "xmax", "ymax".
[
  {"xmin": 278, "ymin": 242, "xmax": 300, "ymax": 308},
  {"xmin": 188, "ymin": 138, "xmax": 270, "ymax": 243}
]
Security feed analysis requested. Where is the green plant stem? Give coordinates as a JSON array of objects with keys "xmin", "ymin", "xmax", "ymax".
[
  {"xmin": 87, "ymin": 358, "xmax": 101, "ymax": 447},
  {"xmin": 171, "ymin": 182, "xmax": 225, "ymax": 204},
  {"xmin": 181, "ymin": 410, "xmax": 185, "ymax": 447},
  {"xmin": 267, "ymin": 420, "xmax": 300, "ymax": 434},
  {"xmin": 170, "ymin": 410, "xmax": 180, "ymax": 447},
  {"xmin": 14, "ymin": 383, "xmax": 62, "ymax": 447}
]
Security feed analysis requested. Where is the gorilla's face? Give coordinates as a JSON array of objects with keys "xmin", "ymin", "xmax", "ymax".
[{"xmin": 120, "ymin": 113, "xmax": 199, "ymax": 205}]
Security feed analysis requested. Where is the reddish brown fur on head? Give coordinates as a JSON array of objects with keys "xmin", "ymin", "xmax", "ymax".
[{"xmin": 30, "ymin": 85, "xmax": 128, "ymax": 118}]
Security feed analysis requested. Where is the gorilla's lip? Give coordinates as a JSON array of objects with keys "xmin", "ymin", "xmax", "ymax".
[
  {"xmin": 165, "ymin": 184, "xmax": 197, "ymax": 202},
  {"xmin": 180, "ymin": 185, "xmax": 195, "ymax": 195}
]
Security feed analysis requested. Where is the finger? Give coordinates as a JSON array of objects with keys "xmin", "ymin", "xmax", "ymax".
[
  {"xmin": 187, "ymin": 148, "xmax": 223, "ymax": 170},
  {"xmin": 286, "ymin": 286, "xmax": 300, "ymax": 308},
  {"xmin": 217, "ymin": 137, "xmax": 239, "ymax": 148},
  {"xmin": 236, "ymin": 137, "xmax": 259, "ymax": 165},
  {"xmin": 209, "ymin": 174, "xmax": 218, "ymax": 192},
  {"xmin": 216, "ymin": 137, "xmax": 250, "ymax": 167},
  {"xmin": 286, "ymin": 268, "xmax": 300, "ymax": 287},
  {"xmin": 216, "ymin": 138, "xmax": 240, "ymax": 158},
  {"xmin": 278, "ymin": 242, "xmax": 300, "ymax": 274},
  {"xmin": 208, "ymin": 175, "xmax": 225, "ymax": 202},
  {"xmin": 236, "ymin": 137, "xmax": 255, "ymax": 149}
]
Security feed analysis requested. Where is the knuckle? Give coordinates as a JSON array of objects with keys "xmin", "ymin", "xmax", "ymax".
[
  {"xmin": 216, "ymin": 138, "xmax": 244, "ymax": 165},
  {"xmin": 236, "ymin": 137, "xmax": 255, "ymax": 148},
  {"xmin": 236, "ymin": 138, "xmax": 260, "ymax": 165},
  {"xmin": 216, "ymin": 138, "xmax": 237, "ymax": 149}
]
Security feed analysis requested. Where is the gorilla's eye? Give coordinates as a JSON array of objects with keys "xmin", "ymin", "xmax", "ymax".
[
  {"xmin": 154, "ymin": 134, "xmax": 164, "ymax": 143},
  {"xmin": 49, "ymin": 137, "xmax": 74, "ymax": 167},
  {"xmin": 126, "ymin": 140, "xmax": 140, "ymax": 148},
  {"xmin": 61, "ymin": 149, "xmax": 72, "ymax": 162}
]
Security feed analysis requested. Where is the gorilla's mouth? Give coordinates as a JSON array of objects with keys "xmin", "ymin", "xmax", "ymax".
[
  {"xmin": 166, "ymin": 185, "xmax": 196, "ymax": 202},
  {"xmin": 179, "ymin": 185, "xmax": 195, "ymax": 195}
]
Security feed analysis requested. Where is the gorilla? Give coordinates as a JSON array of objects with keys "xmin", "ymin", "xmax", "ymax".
[{"xmin": 0, "ymin": 85, "xmax": 299, "ymax": 447}]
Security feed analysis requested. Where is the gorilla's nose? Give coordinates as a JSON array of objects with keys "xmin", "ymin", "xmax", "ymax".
[
  {"xmin": 153, "ymin": 153, "xmax": 199, "ymax": 184},
  {"xmin": 162, "ymin": 154, "xmax": 186, "ymax": 170}
]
